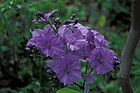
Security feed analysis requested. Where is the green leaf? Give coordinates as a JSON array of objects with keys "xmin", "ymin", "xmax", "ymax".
[
  {"xmin": 135, "ymin": 86, "xmax": 140, "ymax": 93},
  {"xmin": 57, "ymin": 87, "xmax": 81, "ymax": 93},
  {"xmin": 97, "ymin": 15, "xmax": 106, "ymax": 28}
]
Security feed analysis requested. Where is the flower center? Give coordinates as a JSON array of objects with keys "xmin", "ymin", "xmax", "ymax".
[
  {"xmin": 66, "ymin": 68, "xmax": 70, "ymax": 72},
  {"xmin": 99, "ymin": 59, "xmax": 103, "ymax": 63},
  {"xmin": 66, "ymin": 66, "xmax": 70, "ymax": 73},
  {"xmin": 83, "ymin": 55, "xmax": 87, "ymax": 60},
  {"xmin": 46, "ymin": 43, "xmax": 50, "ymax": 48}
]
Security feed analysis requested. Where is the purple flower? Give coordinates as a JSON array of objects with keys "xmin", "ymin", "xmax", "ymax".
[
  {"xmin": 68, "ymin": 27, "xmax": 86, "ymax": 50},
  {"xmin": 43, "ymin": 24, "xmax": 54, "ymax": 34},
  {"xmin": 44, "ymin": 10, "xmax": 58, "ymax": 21},
  {"xmin": 36, "ymin": 35, "xmax": 63, "ymax": 56},
  {"xmin": 72, "ymin": 42, "xmax": 94, "ymax": 61},
  {"xmin": 83, "ymin": 73, "xmax": 96, "ymax": 93},
  {"xmin": 74, "ymin": 23, "xmax": 109, "ymax": 47},
  {"xmin": 58, "ymin": 25, "xmax": 73, "ymax": 43},
  {"xmin": 58, "ymin": 25, "xmax": 85, "ymax": 50},
  {"xmin": 92, "ymin": 30, "xmax": 110, "ymax": 47},
  {"xmin": 88, "ymin": 48, "xmax": 115, "ymax": 74},
  {"xmin": 85, "ymin": 30, "xmax": 110, "ymax": 47},
  {"xmin": 85, "ymin": 31, "xmax": 97, "ymax": 52},
  {"xmin": 26, "ymin": 25, "xmax": 53, "ymax": 47},
  {"xmin": 84, "ymin": 74, "xmax": 96, "ymax": 84},
  {"xmin": 26, "ymin": 25, "xmax": 64, "ymax": 56},
  {"xmin": 86, "ymin": 30, "xmax": 95, "ymax": 44},
  {"xmin": 47, "ymin": 55, "xmax": 82, "ymax": 85},
  {"xmin": 35, "ymin": 10, "xmax": 57, "ymax": 22},
  {"xmin": 75, "ymin": 23, "xmax": 89, "ymax": 36},
  {"xmin": 26, "ymin": 29, "xmax": 44, "ymax": 47},
  {"xmin": 26, "ymin": 10, "xmax": 120, "ymax": 93}
]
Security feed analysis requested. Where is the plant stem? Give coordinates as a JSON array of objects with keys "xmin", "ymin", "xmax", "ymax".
[
  {"xmin": 44, "ymin": 21, "xmax": 57, "ymax": 33},
  {"xmin": 48, "ymin": 22, "xmax": 57, "ymax": 32},
  {"xmin": 83, "ymin": 62, "xmax": 88, "ymax": 88},
  {"xmin": 120, "ymin": 0, "xmax": 140, "ymax": 93},
  {"xmin": 74, "ymin": 82, "xmax": 84, "ymax": 90}
]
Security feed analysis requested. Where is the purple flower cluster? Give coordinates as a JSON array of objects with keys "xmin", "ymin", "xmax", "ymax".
[
  {"xmin": 48, "ymin": 55, "xmax": 82, "ymax": 85},
  {"xmin": 27, "ymin": 25, "xmax": 64, "ymax": 57},
  {"xmin": 26, "ymin": 10, "xmax": 120, "ymax": 93}
]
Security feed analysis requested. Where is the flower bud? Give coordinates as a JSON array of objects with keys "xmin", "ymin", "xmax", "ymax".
[
  {"xmin": 36, "ymin": 12, "xmax": 44, "ymax": 18},
  {"xmin": 70, "ymin": 14, "xmax": 76, "ymax": 20},
  {"xmin": 55, "ymin": 18, "xmax": 61, "ymax": 23},
  {"xmin": 64, "ymin": 20, "xmax": 72, "ymax": 25}
]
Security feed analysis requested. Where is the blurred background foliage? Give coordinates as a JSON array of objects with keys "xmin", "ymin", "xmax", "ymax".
[{"xmin": 0, "ymin": 0, "xmax": 139, "ymax": 93}]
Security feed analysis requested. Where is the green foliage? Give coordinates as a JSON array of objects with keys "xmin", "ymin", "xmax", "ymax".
[
  {"xmin": 106, "ymin": 31, "xmax": 128, "ymax": 54},
  {"xmin": 93, "ymin": 0, "xmax": 131, "ymax": 31},
  {"xmin": 97, "ymin": 15, "xmax": 106, "ymax": 28},
  {"xmin": 57, "ymin": 87, "xmax": 81, "ymax": 93}
]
